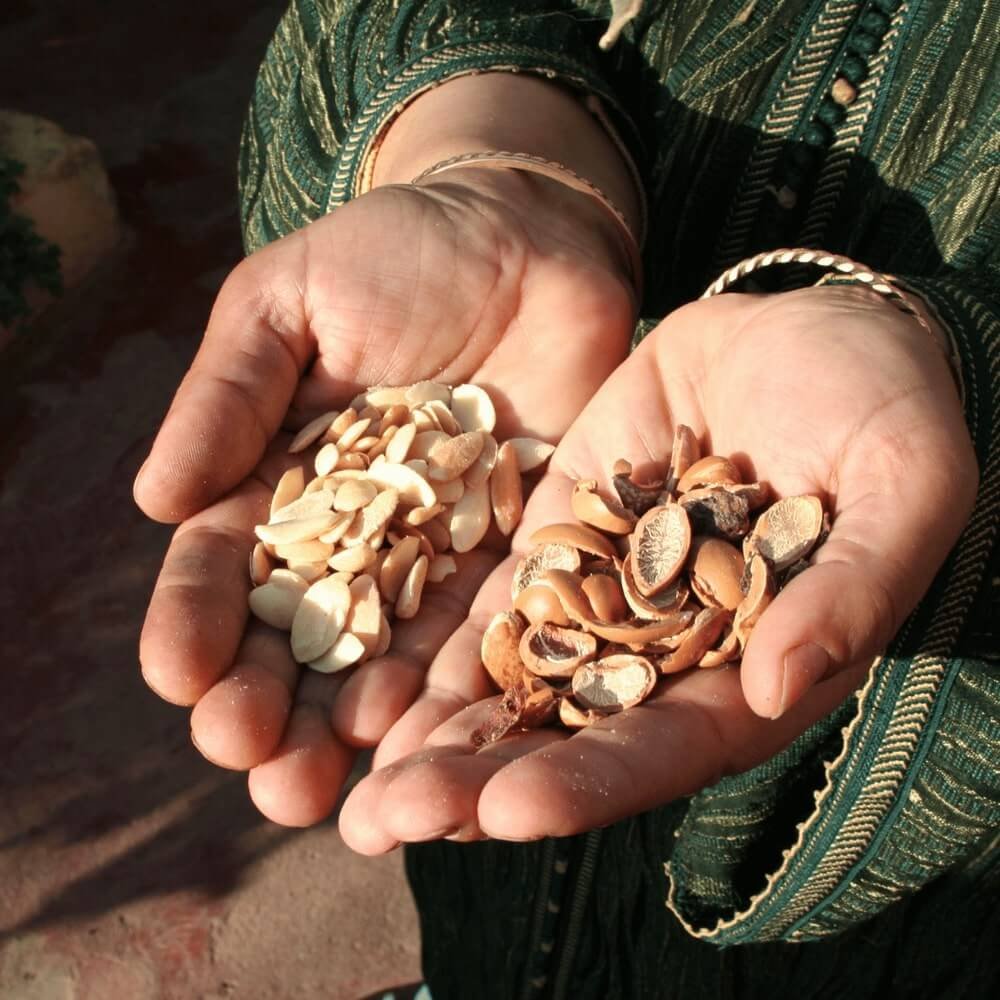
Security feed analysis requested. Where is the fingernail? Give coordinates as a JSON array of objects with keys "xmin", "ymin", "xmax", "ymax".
[{"xmin": 776, "ymin": 643, "xmax": 831, "ymax": 718}]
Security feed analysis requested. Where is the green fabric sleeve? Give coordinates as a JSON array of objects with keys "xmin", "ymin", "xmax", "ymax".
[
  {"xmin": 664, "ymin": 259, "xmax": 1000, "ymax": 943},
  {"xmin": 238, "ymin": 0, "xmax": 639, "ymax": 255}
]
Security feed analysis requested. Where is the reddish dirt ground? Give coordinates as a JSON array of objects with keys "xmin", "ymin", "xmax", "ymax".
[{"xmin": 0, "ymin": 3, "xmax": 421, "ymax": 996}]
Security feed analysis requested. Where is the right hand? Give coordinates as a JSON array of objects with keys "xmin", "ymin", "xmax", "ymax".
[{"xmin": 134, "ymin": 168, "xmax": 636, "ymax": 825}]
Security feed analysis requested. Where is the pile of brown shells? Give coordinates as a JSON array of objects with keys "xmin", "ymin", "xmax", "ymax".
[{"xmin": 472, "ymin": 425, "xmax": 828, "ymax": 746}]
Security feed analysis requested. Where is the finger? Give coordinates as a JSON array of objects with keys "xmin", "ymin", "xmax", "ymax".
[
  {"xmin": 247, "ymin": 668, "xmax": 356, "ymax": 827},
  {"xmin": 741, "ymin": 419, "xmax": 976, "ymax": 719},
  {"xmin": 190, "ymin": 624, "xmax": 299, "ymax": 770},
  {"xmin": 139, "ymin": 484, "xmax": 268, "ymax": 706},
  {"xmin": 475, "ymin": 664, "xmax": 862, "ymax": 840},
  {"xmin": 331, "ymin": 549, "xmax": 500, "ymax": 747},
  {"xmin": 134, "ymin": 245, "xmax": 314, "ymax": 523}
]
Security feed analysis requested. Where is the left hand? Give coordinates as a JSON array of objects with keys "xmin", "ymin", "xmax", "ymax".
[{"xmin": 338, "ymin": 285, "xmax": 978, "ymax": 852}]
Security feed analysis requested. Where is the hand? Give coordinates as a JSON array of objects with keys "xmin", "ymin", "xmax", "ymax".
[
  {"xmin": 134, "ymin": 168, "xmax": 635, "ymax": 825},
  {"xmin": 338, "ymin": 285, "xmax": 977, "ymax": 851}
]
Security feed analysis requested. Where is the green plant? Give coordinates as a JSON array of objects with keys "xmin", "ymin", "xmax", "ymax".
[{"xmin": 0, "ymin": 155, "xmax": 62, "ymax": 328}]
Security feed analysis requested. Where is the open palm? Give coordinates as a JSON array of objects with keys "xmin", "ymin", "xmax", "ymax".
[
  {"xmin": 134, "ymin": 170, "xmax": 635, "ymax": 825},
  {"xmin": 339, "ymin": 285, "xmax": 977, "ymax": 851}
]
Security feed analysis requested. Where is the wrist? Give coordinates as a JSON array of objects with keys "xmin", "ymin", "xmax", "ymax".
[{"xmin": 370, "ymin": 72, "xmax": 643, "ymax": 247}]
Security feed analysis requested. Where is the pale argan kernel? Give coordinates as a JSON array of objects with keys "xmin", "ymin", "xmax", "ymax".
[{"xmin": 490, "ymin": 441, "xmax": 523, "ymax": 537}]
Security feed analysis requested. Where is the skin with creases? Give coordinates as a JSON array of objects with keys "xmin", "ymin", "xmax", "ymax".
[
  {"xmin": 337, "ymin": 285, "xmax": 978, "ymax": 854},
  {"xmin": 133, "ymin": 165, "xmax": 636, "ymax": 828}
]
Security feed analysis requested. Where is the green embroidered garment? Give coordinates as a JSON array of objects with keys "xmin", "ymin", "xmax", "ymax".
[{"xmin": 239, "ymin": 1, "xmax": 1000, "ymax": 995}]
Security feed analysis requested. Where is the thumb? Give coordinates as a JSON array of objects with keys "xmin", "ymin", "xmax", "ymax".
[
  {"xmin": 740, "ymin": 484, "xmax": 969, "ymax": 719},
  {"xmin": 133, "ymin": 244, "xmax": 313, "ymax": 523}
]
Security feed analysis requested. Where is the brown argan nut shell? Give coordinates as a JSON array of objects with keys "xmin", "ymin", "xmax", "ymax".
[
  {"xmin": 657, "ymin": 607, "xmax": 731, "ymax": 674},
  {"xmin": 734, "ymin": 552, "xmax": 777, "ymax": 646},
  {"xmin": 511, "ymin": 543, "xmax": 581, "ymax": 600},
  {"xmin": 621, "ymin": 557, "xmax": 689, "ymax": 620},
  {"xmin": 678, "ymin": 487, "xmax": 750, "ymax": 540},
  {"xmin": 584, "ymin": 611, "xmax": 694, "ymax": 647},
  {"xmin": 558, "ymin": 697, "xmax": 605, "ymax": 728},
  {"xmin": 571, "ymin": 480, "xmax": 636, "ymax": 535},
  {"xmin": 541, "ymin": 569, "xmax": 597, "ymax": 626},
  {"xmin": 395, "ymin": 554, "xmax": 429, "ymax": 619},
  {"xmin": 630, "ymin": 504, "xmax": 692, "ymax": 597},
  {"xmin": 520, "ymin": 671, "xmax": 561, "ymax": 727},
  {"xmin": 427, "ymin": 431, "xmax": 485, "ymax": 482},
  {"xmin": 572, "ymin": 654, "xmax": 657, "ymax": 712},
  {"xmin": 290, "ymin": 575, "xmax": 352, "ymax": 663},
  {"xmin": 688, "ymin": 536, "xmax": 745, "ymax": 611},
  {"xmin": 490, "ymin": 441, "xmax": 523, "ymax": 537},
  {"xmin": 481, "ymin": 611, "xmax": 528, "ymax": 691},
  {"xmin": 248, "ymin": 569, "xmax": 310, "ymax": 630},
  {"xmin": 676, "ymin": 455, "xmax": 741, "ymax": 494},
  {"xmin": 697, "ymin": 628, "xmax": 742, "ymax": 668},
  {"xmin": 665, "ymin": 424, "xmax": 700, "ymax": 492},
  {"xmin": 613, "ymin": 473, "xmax": 665, "ymax": 516},
  {"xmin": 471, "ymin": 684, "xmax": 527, "ymax": 749},
  {"xmin": 581, "ymin": 574, "xmax": 627, "ymax": 622},
  {"xmin": 514, "ymin": 583, "xmax": 571, "ymax": 627},
  {"xmin": 745, "ymin": 495, "xmax": 825, "ymax": 570},
  {"xmin": 529, "ymin": 522, "xmax": 616, "ymax": 559},
  {"xmin": 519, "ymin": 622, "xmax": 598, "ymax": 678}
]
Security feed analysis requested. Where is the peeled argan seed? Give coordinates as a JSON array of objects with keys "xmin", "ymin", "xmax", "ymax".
[
  {"xmin": 688, "ymin": 536, "xmax": 745, "ymax": 610},
  {"xmin": 657, "ymin": 607, "xmax": 730, "ymax": 674},
  {"xmin": 395, "ymin": 554, "xmax": 429, "ymax": 619},
  {"xmin": 558, "ymin": 697, "xmax": 604, "ymax": 728},
  {"xmin": 405, "ymin": 380, "xmax": 451, "ymax": 405},
  {"xmin": 335, "ymin": 417, "xmax": 373, "ymax": 452},
  {"xmin": 481, "ymin": 611, "xmax": 528, "ymax": 691},
  {"xmin": 273, "ymin": 539, "xmax": 334, "ymax": 563},
  {"xmin": 255, "ymin": 512, "xmax": 340, "ymax": 546},
  {"xmin": 676, "ymin": 455, "xmax": 741, "ymax": 493},
  {"xmin": 328, "ymin": 544, "xmax": 377, "ymax": 573},
  {"xmin": 421, "ymin": 515, "xmax": 452, "ymax": 553},
  {"xmin": 352, "ymin": 435, "xmax": 380, "ymax": 452},
  {"xmin": 356, "ymin": 488, "xmax": 400, "ymax": 541},
  {"xmin": 631, "ymin": 504, "xmax": 691, "ymax": 596},
  {"xmin": 374, "ymin": 613, "xmax": 392, "ymax": 657},
  {"xmin": 248, "ymin": 569, "xmax": 310, "ymax": 630},
  {"xmin": 530, "ymin": 522, "xmax": 616, "ymax": 559},
  {"xmin": 427, "ymin": 553, "xmax": 458, "ymax": 583},
  {"xmin": 514, "ymin": 583, "xmax": 570, "ymax": 627},
  {"xmin": 621, "ymin": 557, "xmax": 688, "ymax": 620},
  {"xmin": 317, "ymin": 511, "xmax": 355, "ymax": 545},
  {"xmin": 405, "ymin": 502, "xmax": 444, "ymax": 526},
  {"xmin": 385, "ymin": 421, "xmax": 417, "ymax": 464},
  {"xmin": 449, "ymin": 481, "xmax": 491, "ymax": 552},
  {"xmin": 270, "ymin": 466, "xmax": 306, "ymax": 515},
  {"xmin": 389, "ymin": 520, "xmax": 436, "ymax": 561},
  {"xmin": 250, "ymin": 542, "xmax": 273, "ymax": 586},
  {"xmin": 511, "ymin": 543, "xmax": 581, "ymax": 599},
  {"xmin": 345, "ymin": 574, "xmax": 382, "ymax": 658},
  {"xmin": 357, "ymin": 404, "xmax": 383, "ymax": 424},
  {"xmin": 463, "ymin": 432, "xmax": 498, "ymax": 489},
  {"xmin": 433, "ymin": 476, "xmax": 465, "ymax": 504},
  {"xmin": 308, "ymin": 632, "xmax": 366, "ymax": 674},
  {"xmin": 284, "ymin": 559, "xmax": 329, "ymax": 583},
  {"xmin": 271, "ymin": 488, "xmax": 336, "ymax": 523},
  {"xmin": 409, "ymin": 430, "xmax": 450, "ymax": 462},
  {"xmin": 355, "ymin": 387, "xmax": 407, "ymax": 410},
  {"xmin": 746, "ymin": 495, "xmax": 824, "ymax": 570},
  {"xmin": 288, "ymin": 411, "xmax": 338, "ymax": 454},
  {"xmin": 519, "ymin": 622, "xmax": 597, "ymax": 678},
  {"xmin": 379, "ymin": 535, "xmax": 421, "ymax": 603},
  {"xmin": 582, "ymin": 574, "xmax": 627, "ymax": 622},
  {"xmin": 334, "ymin": 478, "xmax": 378, "ymax": 512},
  {"xmin": 379, "ymin": 404, "xmax": 410, "ymax": 434},
  {"xmin": 366, "ymin": 462, "xmax": 437, "ymax": 507},
  {"xmin": 451, "ymin": 383, "xmax": 497, "ymax": 433},
  {"xmin": 302, "ymin": 475, "xmax": 328, "ymax": 495},
  {"xmin": 490, "ymin": 441, "xmax": 523, "ymax": 537},
  {"xmin": 314, "ymin": 443, "xmax": 341, "ymax": 476},
  {"xmin": 428, "ymin": 431, "xmax": 485, "ymax": 481},
  {"xmin": 405, "ymin": 458, "xmax": 430, "ymax": 480},
  {"xmin": 679, "ymin": 487, "xmax": 750, "ymax": 540},
  {"xmin": 335, "ymin": 452, "xmax": 369, "ymax": 471},
  {"xmin": 571, "ymin": 481, "xmax": 636, "ymax": 535},
  {"xmin": 506, "ymin": 437, "xmax": 555, "ymax": 473},
  {"xmin": 330, "ymin": 408, "xmax": 358, "ymax": 438},
  {"xmin": 572, "ymin": 655, "xmax": 657, "ymax": 712},
  {"xmin": 290, "ymin": 575, "xmax": 352, "ymax": 662},
  {"xmin": 665, "ymin": 424, "xmax": 700, "ymax": 491}
]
